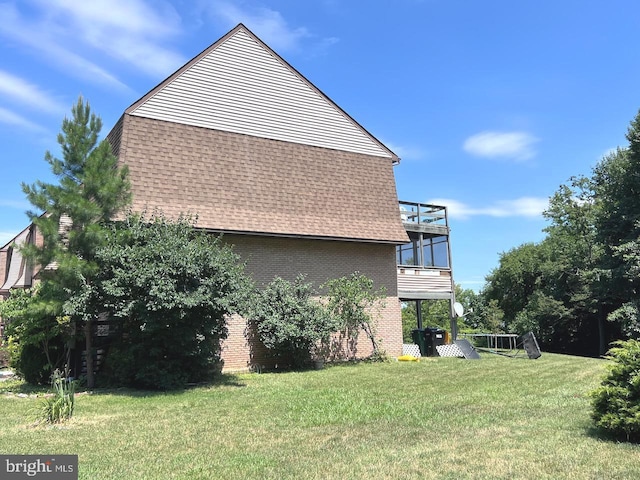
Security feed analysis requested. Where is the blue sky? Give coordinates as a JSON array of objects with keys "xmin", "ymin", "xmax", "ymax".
[{"xmin": 1, "ymin": 0, "xmax": 639, "ymax": 291}]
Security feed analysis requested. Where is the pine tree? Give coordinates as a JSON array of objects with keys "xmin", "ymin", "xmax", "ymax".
[{"xmin": 21, "ymin": 97, "xmax": 130, "ymax": 387}]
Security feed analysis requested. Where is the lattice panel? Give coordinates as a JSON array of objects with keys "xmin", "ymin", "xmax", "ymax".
[
  {"xmin": 436, "ymin": 344, "xmax": 464, "ymax": 358},
  {"xmin": 402, "ymin": 343, "xmax": 422, "ymax": 358}
]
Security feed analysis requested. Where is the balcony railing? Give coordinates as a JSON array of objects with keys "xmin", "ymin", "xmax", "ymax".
[{"xmin": 399, "ymin": 201, "xmax": 448, "ymax": 227}]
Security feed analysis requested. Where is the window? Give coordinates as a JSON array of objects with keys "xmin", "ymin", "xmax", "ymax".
[
  {"xmin": 428, "ymin": 236, "xmax": 450, "ymax": 268},
  {"xmin": 397, "ymin": 231, "xmax": 421, "ymax": 265},
  {"xmin": 396, "ymin": 233, "xmax": 449, "ymax": 268}
]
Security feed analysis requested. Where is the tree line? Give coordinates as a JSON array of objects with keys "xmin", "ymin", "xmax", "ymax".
[{"xmin": 477, "ymin": 110, "xmax": 640, "ymax": 357}]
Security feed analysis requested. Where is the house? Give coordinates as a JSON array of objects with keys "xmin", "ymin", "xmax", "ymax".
[
  {"xmin": 1, "ymin": 226, "xmax": 34, "ymax": 338},
  {"xmin": 1, "ymin": 24, "xmax": 456, "ymax": 371}
]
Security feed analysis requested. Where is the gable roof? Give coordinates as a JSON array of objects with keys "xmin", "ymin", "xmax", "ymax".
[
  {"xmin": 126, "ymin": 24, "xmax": 398, "ymax": 161},
  {"xmin": 0, "ymin": 225, "xmax": 32, "ymax": 293}
]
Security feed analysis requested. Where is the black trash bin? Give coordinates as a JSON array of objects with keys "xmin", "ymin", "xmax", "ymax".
[
  {"xmin": 424, "ymin": 327, "xmax": 446, "ymax": 356},
  {"xmin": 412, "ymin": 328, "xmax": 427, "ymax": 356}
]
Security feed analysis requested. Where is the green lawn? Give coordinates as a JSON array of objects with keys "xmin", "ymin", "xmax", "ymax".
[{"xmin": 1, "ymin": 353, "xmax": 639, "ymax": 479}]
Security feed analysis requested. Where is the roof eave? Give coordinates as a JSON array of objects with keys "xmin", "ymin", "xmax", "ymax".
[{"xmin": 198, "ymin": 227, "xmax": 409, "ymax": 245}]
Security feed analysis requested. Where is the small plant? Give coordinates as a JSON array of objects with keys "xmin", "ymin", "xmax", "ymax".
[
  {"xmin": 38, "ymin": 368, "xmax": 76, "ymax": 424},
  {"xmin": 590, "ymin": 339, "xmax": 640, "ymax": 442}
]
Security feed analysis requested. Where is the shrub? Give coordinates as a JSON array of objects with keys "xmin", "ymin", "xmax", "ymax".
[
  {"xmin": 11, "ymin": 341, "xmax": 67, "ymax": 385},
  {"xmin": 590, "ymin": 339, "xmax": 640, "ymax": 441},
  {"xmin": 0, "ymin": 285, "xmax": 71, "ymax": 385},
  {"xmin": 324, "ymin": 272, "xmax": 386, "ymax": 359},
  {"xmin": 252, "ymin": 276, "xmax": 337, "ymax": 369},
  {"xmin": 91, "ymin": 215, "xmax": 252, "ymax": 389}
]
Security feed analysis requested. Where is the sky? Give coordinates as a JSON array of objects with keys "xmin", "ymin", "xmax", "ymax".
[{"xmin": 1, "ymin": 0, "xmax": 640, "ymax": 291}]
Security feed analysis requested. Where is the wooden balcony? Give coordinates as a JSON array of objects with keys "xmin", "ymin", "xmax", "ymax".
[{"xmin": 397, "ymin": 267, "xmax": 454, "ymax": 300}]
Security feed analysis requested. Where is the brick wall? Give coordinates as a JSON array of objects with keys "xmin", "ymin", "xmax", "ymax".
[
  {"xmin": 224, "ymin": 234, "xmax": 398, "ymax": 292},
  {"xmin": 219, "ymin": 235, "xmax": 403, "ymax": 371}
]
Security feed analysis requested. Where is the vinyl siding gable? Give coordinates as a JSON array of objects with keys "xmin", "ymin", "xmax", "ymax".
[{"xmin": 128, "ymin": 26, "xmax": 395, "ymax": 159}]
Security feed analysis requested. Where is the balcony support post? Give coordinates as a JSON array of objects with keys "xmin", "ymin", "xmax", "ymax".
[{"xmin": 416, "ymin": 300, "xmax": 423, "ymax": 330}]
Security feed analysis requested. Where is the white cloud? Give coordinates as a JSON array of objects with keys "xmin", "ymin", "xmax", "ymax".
[
  {"xmin": 0, "ymin": 3, "xmax": 132, "ymax": 92},
  {"xmin": 0, "ymin": 0, "xmax": 185, "ymax": 88},
  {"xmin": 32, "ymin": 0, "xmax": 186, "ymax": 77},
  {"xmin": 463, "ymin": 131, "xmax": 539, "ymax": 162},
  {"xmin": 428, "ymin": 197, "xmax": 548, "ymax": 220},
  {"xmin": 0, "ymin": 107, "xmax": 47, "ymax": 132},
  {"xmin": 204, "ymin": 1, "xmax": 337, "ymax": 53},
  {"xmin": 0, "ymin": 199, "xmax": 31, "ymax": 210},
  {"xmin": 0, "ymin": 71, "xmax": 66, "ymax": 115},
  {"xmin": 44, "ymin": 0, "xmax": 180, "ymax": 37}
]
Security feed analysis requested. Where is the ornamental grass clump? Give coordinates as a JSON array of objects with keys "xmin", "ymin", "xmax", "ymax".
[
  {"xmin": 38, "ymin": 368, "xmax": 75, "ymax": 424},
  {"xmin": 590, "ymin": 339, "xmax": 640, "ymax": 442}
]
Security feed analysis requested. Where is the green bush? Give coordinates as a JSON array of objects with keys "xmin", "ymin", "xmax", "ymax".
[
  {"xmin": 92, "ymin": 215, "xmax": 251, "ymax": 389},
  {"xmin": 252, "ymin": 276, "xmax": 337, "ymax": 369},
  {"xmin": 590, "ymin": 339, "xmax": 640, "ymax": 441},
  {"xmin": 324, "ymin": 272, "xmax": 386, "ymax": 359},
  {"xmin": 0, "ymin": 284, "xmax": 72, "ymax": 385},
  {"xmin": 11, "ymin": 341, "xmax": 67, "ymax": 385}
]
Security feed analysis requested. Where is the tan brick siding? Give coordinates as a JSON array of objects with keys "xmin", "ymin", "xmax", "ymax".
[
  {"xmin": 224, "ymin": 234, "xmax": 398, "ymax": 293},
  {"xmin": 219, "ymin": 235, "xmax": 403, "ymax": 370}
]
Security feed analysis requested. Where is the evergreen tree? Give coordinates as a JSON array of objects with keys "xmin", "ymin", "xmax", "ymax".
[{"xmin": 21, "ymin": 97, "xmax": 130, "ymax": 387}]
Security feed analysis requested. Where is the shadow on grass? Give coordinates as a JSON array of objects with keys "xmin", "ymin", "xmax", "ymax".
[
  {"xmin": 1, "ymin": 373, "xmax": 247, "ymax": 398},
  {"xmin": 0, "ymin": 377, "xmax": 50, "ymax": 395},
  {"xmin": 251, "ymin": 358, "xmax": 382, "ymax": 374},
  {"xmin": 91, "ymin": 373, "xmax": 246, "ymax": 398},
  {"xmin": 92, "ymin": 373, "xmax": 248, "ymax": 398},
  {"xmin": 585, "ymin": 425, "xmax": 640, "ymax": 445}
]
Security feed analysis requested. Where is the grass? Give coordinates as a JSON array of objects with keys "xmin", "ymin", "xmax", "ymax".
[{"xmin": 1, "ymin": 353, "xmax": 639, "ymax": 479}]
